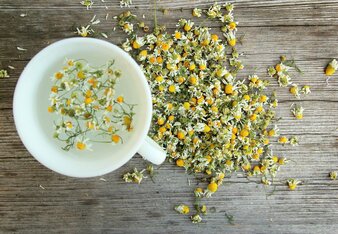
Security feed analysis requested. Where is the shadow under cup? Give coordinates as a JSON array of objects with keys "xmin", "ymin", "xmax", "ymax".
[{"xmin": 14, "ymin": 38, "xmax": 151, "ymax": 177}]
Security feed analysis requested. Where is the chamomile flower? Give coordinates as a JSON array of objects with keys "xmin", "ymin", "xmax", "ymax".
[
  {"xmin": 287, "ymin": 178, "xmax": 301, "ymax": 191},
  {"xmin": 278, "ymin": 136, "xmax": 289, "ymax": 145},
  {"xmin": 0, "ymin": 69, "xmax": 9, "ymax": 78},
  {"xmin": 123, "ymin": 168, "xmax": 145, "ymax": 184},
  {"xmin": 325, "ymin": 59, "xmax": 338, "ymax": 76},
  {"xmin": 300, "ymin": 85, "xmax": 311, "ymax": 95},
  {"xmin": 207, "ymin": 3, "xmax": 222, "ymax": 18},
  {"xmin": 289, "ymin": 136, "xmax": 299, "ymax": 146},
  {"xmin": 183, "ymin": 20, "xmax": 194, "ymax": 32},
  {"xmin": 289, "ymin": 84, "xmax": 300, "ymax": 99},
  {"xmin": 224, "ymin": 2, "xmax": 234, "ymax": 12},
  {"xmin": 192, "ymin": 8, "xmax": 202, "ymax": 17},
  {"xmin": 122, "ymin": 22, "xmax": 134, "ymax": 34},
  {"xmin": 224, "ymin": 31, "xmax": 236, "ymax": 47},
  {"xmin": 120, "ymin": 0, "xmax": 132, "ymax": 8},
  {"xmin": 122, "ymin": 39, "xmax": 133, "ymax": 52},
  {"xmin": 330, "ymin": 171, "xmax": 337, "ymax": 180},
  {"xmin": 75, "ymin": 138, "xmax": 92, "ymax": 151},
  {"xmin": 64, "ymin": 121, "xmax": 73, "ymax": 130},
  {"xmin": 278, "ymin": 74, "xmax": 292, "ymax": 87},
  {"xmin": 190, "ymin": 214, "xmax": 202, "ymax": 223},
  {"xmin": 262, "ymin": 177, "xmax": 271, "ymax": 185},
  {"xmin": 205, "ymin": 181, "xmax": 218, "ymax": 197},
  {"xmin": 291, "ymin": 104, "xmax": 304, "ymax": 120},
  {"xmin": 80, "ymin": 0, "xmax": 93, "ymax": 10},
  {"xmin": 76, "ymin": 25, "xmax": 93, "ymax": 37},
  {"xmin": 194, "ymin": 187, "xmax": 204, "ymax": 197},
  {"xmin": 132, "ymin": 36, "xmax": 145, "ymax": 49},
  {"xmin": 174, "ymin": 204, "xmax": 190, "ymax": 214}
]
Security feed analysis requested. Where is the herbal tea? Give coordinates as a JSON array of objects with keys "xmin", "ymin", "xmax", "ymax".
[{"xmin": 48, "ymin": 59, "xmax": 136, "ymax": 151}]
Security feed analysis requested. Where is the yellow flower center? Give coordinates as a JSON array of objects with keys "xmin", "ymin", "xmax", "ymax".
[
  {"xmin": 76, "ymin": 142, "xmax": 86, "ymax": 150},
  {"xmin": 176, "ymin": 159, "xmax": 185, "ymax": 167},
  {"xmin": 207, "ymin": 182, "xmax": 218, "ymax": 193},
  {"xmin": 111, "ymin": 135, "xmax": 120, "ymax": 143},
  {"xmin": 225, "ymin": 84, "xmax": 233, "ymax": 94},
  {"xmin": 116, "ymin": 96, "xmax": 124, "ymax": 103}
]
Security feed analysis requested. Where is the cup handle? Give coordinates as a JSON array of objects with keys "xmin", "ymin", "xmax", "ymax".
[{"xmin": 137, "ymin": 136, "xmax": 166, "ymax": 165}]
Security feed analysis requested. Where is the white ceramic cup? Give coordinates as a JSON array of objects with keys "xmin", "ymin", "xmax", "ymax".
[{"xmin": 13, "ymin": 38, "xmax": 166, "ymax": 178}]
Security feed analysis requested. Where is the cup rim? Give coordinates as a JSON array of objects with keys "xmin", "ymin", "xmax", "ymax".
[{"xmin": 13, "ymin": 38, "xmax": 152, "ymax": 178}]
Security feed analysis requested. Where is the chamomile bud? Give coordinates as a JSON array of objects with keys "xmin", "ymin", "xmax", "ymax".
[{"xmin": 325, "ymin": 59, "xmax": 338, "ymax": 76}]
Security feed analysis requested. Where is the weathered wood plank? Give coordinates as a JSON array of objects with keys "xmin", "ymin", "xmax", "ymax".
[{"xmin": 1, "ymin": 0, "xmax": 338, "ymax": 8}]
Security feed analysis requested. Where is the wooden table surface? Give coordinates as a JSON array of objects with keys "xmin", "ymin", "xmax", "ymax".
[{"xmin": 2, "ymin": 0, "xmax": 338, "ymax": 233}]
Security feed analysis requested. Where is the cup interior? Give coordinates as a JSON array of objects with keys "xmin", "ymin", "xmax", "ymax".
[{"xmin": 13, "ymin": 38, "xmax": 152, "ymax": 177}]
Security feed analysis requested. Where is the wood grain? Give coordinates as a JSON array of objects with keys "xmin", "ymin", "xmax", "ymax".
[{"xmin": 1, "ymin": 0, "xmax": 338, "ymax": 233}]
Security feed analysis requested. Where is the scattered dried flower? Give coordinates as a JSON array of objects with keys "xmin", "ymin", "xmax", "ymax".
[
  {"xmin": 80, "ymin": 0, "xmax": 94, "ymax": 10},
  {"xmin": 175, "ymin": 204, "xmax": 190, "ymax": 214},
  {"xmin": 76, "ymin": 25, "xmax": 94, "ymax": 37},
  {"xmin": 330, "ymin": 171, "xmax": 337, "ymax": 180},
  {"xmin": 123, "ymin": 168, "xmax": 145, "ymax": 184},
  {"xmin": 120, "ymin": 0, "xmax": 132, "ymax": 8},
  {"xmin": 190, "ymin": 214, "xmax": 202, "ymax": 223},
  {"xmin": 0, "ymin": 69, "xmax": 9, "ymax": 78},
  {"xmin": 289, "ymin": 136, "xmax": 299, "ymax": 146},
  {"xmin": 325, "ymin": 59, "xmax": 338, "ymax": 76},
  {"xmin": 291, "ymin": 104, "xmax": 304, "ymax": 120},
  {"xmin": 300, "ymin": 85, "xmax": 311, "ymax": 95},
  {"xmin": 287, "ymin": 178, "xmax": 301, "ymax": 190}
]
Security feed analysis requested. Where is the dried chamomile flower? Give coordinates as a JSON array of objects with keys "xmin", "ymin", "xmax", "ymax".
[
  {"xmin": 190, "ymin": 214, "xmax": 202, "ymax": 223},
  {"xmin": 194, "ymin": 188, "xmax": 204, "ymax": 198},
  {"xmin": 262, "ymin": 177, "xmax": 271, "ymax": 185},
  {"xmin": 267, "ymin": 66, "xmax": 276, "ymax": 77},
  {"xmin": 278, "ymin": 73, "xmax": 292, "ymax": 87},
  {"xmin": 205, "ymin": 182, "xmax": 218, "ymax": 197},
  {"xmin": 192, "ymin": 8, "xmax": 202, "ymax": 17},
  {"xmin": 300, "ymin": 85, "xmax": 311, "ymax": 95},
  {"xmin": 329, "ymin": 171, "xmax": 337, "ymax": 180},
  {"xmin": 268, "ymin": 125, "xmax": 279, "ymax": 137},
  {"xmin": 76, "ymin": 25, "xmax": 94, "ymax": 37},
  {"xmin": 224, "ymin": 2, "xmax": 234, "ymax": 12},
  {"xmin": 224, "ymin": 31, "xmax": 236, "ymax": 47},
  {"xmin": 174, "ymin": 204, "xmax": 190, "ymax": 214},
  {"xmin": 123, "ymin": 168, "xmax": 145, "ymax": 184},
  {"xmin": 278, "ymin": 136, "xmax": 289, "ymax": 145},
  {"xmin": 291, "ymin": 104, "xmax": 304, "ymax": 120},
  {"xmin": 325, "ymin": 59, "xmax": 338, "ymax": 76},
  {"xmin": 269, "ymin": 92, "xmax": 278, "ymax": 108},
  {"xmin": 0, "ymin": 69, "xmax": 9, "ymax": 78},
  {"xmin": 146, "ymin": 164, "xmax": 154, "ymax": 175},
  {"xmin": 120, "ymin": 0, "xmax": 132, "ymax": 8},
  {"xmin": 269, "ymin": 57, "xmax": 297, "ymax": 87},
  {"xmin": 122, "ymin": 22, "xmax": 134, "ymax": 34},
  {"xmin": 289, "ymin": 136, "xmax": 299, "ymax": 146},
  {"xmin": 280, "ymin": 55, "xmax": 287, "ymax": 62},
  {"xmin": 289, "ymin": 84, "xmax": 300, "ymax": 99},
  {"xmin": 80, "ymin": 0, "xmax": 93, "ymax": 10},
  {"xmin": 278, "ymin": 157, "xmax": 288, "ymax": 165},
  {"xmin": 206, "ymin": 2, "xmax": 222, "ymax": 19},
  {"xmin": 200, "ymin": 205, "xmax": 207, "ymax": 214},
  {"xmin": 287, "ymin": 178, "xmax": 301, "ymax": 191}
]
